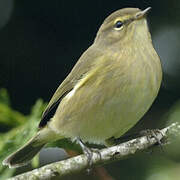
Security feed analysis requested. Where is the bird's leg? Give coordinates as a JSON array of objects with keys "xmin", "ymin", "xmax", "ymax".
[
  {"xmin": 139, "ymin": 129, "xmax": 165, "ymax": 150},
  {"xmin": 76, "ymin": 138, "xmax": 94, "ymax": 167},
  {"xmin": 106, "ymin": 129, "xmax": 164, "ymax": 148},
  {"xmin": 75, "ymin": 138, "xmax": 102, "ymax": 171}
]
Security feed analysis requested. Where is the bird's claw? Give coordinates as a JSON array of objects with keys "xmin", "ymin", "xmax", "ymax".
[{"xmin": 76, "ymin": 138, "xmax": 101, "ymax": 172}]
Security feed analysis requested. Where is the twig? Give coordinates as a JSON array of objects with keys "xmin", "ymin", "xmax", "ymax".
[{"xmin": 8, "ymin": 123, "xmax": 180, "ymax": 180}]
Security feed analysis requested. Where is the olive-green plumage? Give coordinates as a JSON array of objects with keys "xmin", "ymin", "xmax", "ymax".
[{"xmin": 3, "ymin": 7, "xmax": 162, "ymax": 168}]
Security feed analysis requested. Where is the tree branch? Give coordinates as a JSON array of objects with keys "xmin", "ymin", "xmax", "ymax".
[{"xmin": 8, "ymin": 123, "xmax": 180, "ymax": 180}]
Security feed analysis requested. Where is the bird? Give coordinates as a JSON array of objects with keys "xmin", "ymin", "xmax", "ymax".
[{"xmin": 3, "ymin": 7, "xmax": 162, "ymax": 168}]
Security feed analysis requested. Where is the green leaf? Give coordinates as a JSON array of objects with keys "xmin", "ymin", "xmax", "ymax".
[
  {"xmin": 0, "ymin": 99, "xmax": 46, "ymax": 178},
  {"xmin": 0, "ymin": 88, "xmax": 10, "ymax": 106}
]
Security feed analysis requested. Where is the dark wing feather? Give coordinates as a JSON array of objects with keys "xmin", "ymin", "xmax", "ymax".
[{"xmin": 39, "ymin": 89, "xmax": 72, "ymax": 128}]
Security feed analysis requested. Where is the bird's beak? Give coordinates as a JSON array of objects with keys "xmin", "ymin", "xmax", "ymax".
[{"xmin": 135, "ymin": 7, "xmax": 151, "ymax": 19}]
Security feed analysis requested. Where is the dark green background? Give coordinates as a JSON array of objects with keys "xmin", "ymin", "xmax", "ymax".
[{"xmin": 0, "ymin": 0, "xmax": 180, "ymax": 114}]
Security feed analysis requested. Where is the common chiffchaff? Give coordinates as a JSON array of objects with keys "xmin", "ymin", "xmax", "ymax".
[{"xmin": 3, "ymin": 7, "xmax": 162, "ymax": 168}]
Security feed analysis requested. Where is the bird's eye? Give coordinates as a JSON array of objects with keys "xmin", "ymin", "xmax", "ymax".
[{"xmin": 114, "ymin": 21, "xmax": 123, "ymax": 30}]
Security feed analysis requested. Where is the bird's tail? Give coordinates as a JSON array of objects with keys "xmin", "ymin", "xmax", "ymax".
[
  {"xmin": 2, "ymin": 134, "xmax": 45, "ymax": 168},
  {"xmin": 2, "ymin": 126, "xmax": 61, "ymax": 168}
]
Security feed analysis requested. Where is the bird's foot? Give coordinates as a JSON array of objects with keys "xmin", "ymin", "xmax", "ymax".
[
  {"xmin": 75, "ymin": 138, "xmax": 101, "ymax": 172},
  {"xmin": 106, "ymin": 129, "xmax": 165, "ymax": 151},
  {"xmin": 140, "ymin": 129, "xmax": 164, "ymax": 150}
]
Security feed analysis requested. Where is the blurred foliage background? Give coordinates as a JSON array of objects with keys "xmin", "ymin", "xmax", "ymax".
[{"xmin": 0, "ymin": 0, "xmax": 180, "ymax": 179}]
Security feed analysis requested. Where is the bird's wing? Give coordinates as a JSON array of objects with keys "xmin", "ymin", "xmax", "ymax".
[{"xmin": 39, "ymin": 45, "xmax": 104, "ymax": 128}]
